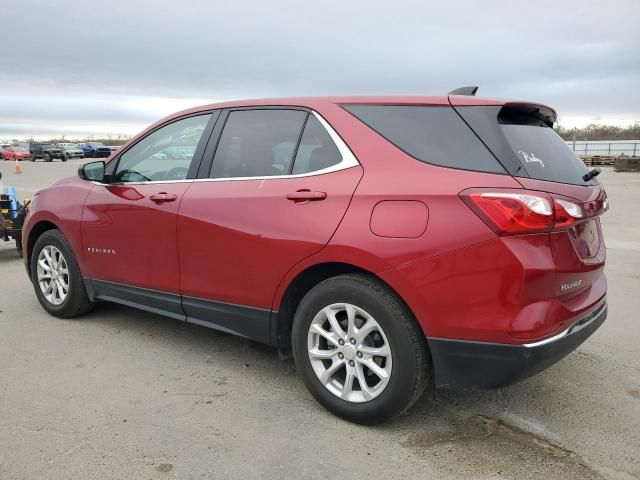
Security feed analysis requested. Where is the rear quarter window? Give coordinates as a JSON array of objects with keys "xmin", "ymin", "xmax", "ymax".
[{"xmin": 342, "ymin": 105, "xmax": 506, "ymax": 174}]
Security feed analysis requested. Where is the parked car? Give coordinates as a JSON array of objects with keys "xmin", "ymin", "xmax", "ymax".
[
  {"xmin": 79, "ymin": 142, "xmax": 112, "ymax": 158},
  {"xmin": 22, "ymin": 91, "xmax": 608, "ymax": 424},
  {"xmin": 2, "ymin": 146, "xmax": 31, "ymax": 161},
  {"xmin": 28, "ymin": 142, "xmax": 65, "ymax": 162},
  {"xmin": 56, "ymin": 143, "xmax": 85, "ymax": 160}
]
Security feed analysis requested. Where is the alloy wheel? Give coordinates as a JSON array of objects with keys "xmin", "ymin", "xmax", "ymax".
[
  {"xmin": 37, "ymin": 245, "xmax": 70, "ymax": 306},
  {"xmin": 307, "ymin": 303, "xmax": 393, "ymax": 403}
]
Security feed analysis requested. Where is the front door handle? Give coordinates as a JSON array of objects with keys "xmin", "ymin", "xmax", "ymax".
[
  {"xmin": 150, "ymin": 192, "xmax": 177, "ymax": 203},
  {"xmin": 286, "ymin": 190, "xmax": 327, "ymax": 203}
]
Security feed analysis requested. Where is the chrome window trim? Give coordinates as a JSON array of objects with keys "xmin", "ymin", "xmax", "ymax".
[{"xmin": 95, "ymin": 110, "xmax": 359, "ymax": 187}]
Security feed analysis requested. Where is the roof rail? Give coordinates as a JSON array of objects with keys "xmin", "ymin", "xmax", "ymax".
[{"xmin": 448, "ymin": 86, "xmax": 478, "ymax": 96}]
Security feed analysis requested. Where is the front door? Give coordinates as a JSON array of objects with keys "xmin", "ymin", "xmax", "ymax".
[
  {"xmin": 81, "ymin": 113, "xmax": 214, "ymax": 316},
  {"xmin": 177, "ymin": 109, "xmax": 362, "ymax": 341}
]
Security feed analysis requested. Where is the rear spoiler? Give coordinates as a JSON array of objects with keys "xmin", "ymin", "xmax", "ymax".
[
  {"xmin": 448, "ymin": 91, "xmax": 558, "ymax": 127},
  {"xmin": 500, "ymin": 102, "xmax": 557, "ymax": 127}
]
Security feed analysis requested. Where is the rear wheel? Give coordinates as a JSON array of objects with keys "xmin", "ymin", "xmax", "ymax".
[
  {"xmin": 43, "ymin": 153, "xmax": 51, "ymax": 162},
  {"xmin": 64, "ymin": 153, "xmax": 70, "ymax": 161},
  {"xmin": 292, "ymin": 274, "xmax": 430, "ymax": 424},
  {"xmin": 30, "ymin": 154, "xmax": 36, "ymax": 162},
  {"xmin": 30, "ymin": 229, "xmax": 94, "ymax": 317}
]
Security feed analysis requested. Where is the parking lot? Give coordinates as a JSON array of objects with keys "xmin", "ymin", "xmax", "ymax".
[{"xmin": 1, "ymin": 160, "xmax": 638, "ymax": 479}]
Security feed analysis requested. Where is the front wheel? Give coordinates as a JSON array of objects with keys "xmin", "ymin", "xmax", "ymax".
[
  {"xmin": 30, "ymin": 229, "xmax": 94, "ymax": 317},
  {"xmin": 43, "ymin": 153, "xmax": 51, "ymax": 162},
  {"xmin": 292, "ymin": 274, "xmax": 431, "ymax": 424}
]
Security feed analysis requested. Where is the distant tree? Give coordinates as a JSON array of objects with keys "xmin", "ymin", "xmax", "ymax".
[{"xmin": 556, "ymin": 123, "xmax": 640, "ymax": 141}]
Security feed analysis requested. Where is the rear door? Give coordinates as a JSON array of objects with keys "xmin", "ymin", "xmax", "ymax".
[
  {"xmin": 177, "ymin": 108, "xmax": 362, "ymax": 342},
  {"xmin": 453, "ymin": 102, "xmax": 608, "ymax": 300}
]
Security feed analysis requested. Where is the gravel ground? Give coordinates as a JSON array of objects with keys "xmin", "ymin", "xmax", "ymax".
[{"xmin": 1, "ymin": 160, "xmax": 638, "ymax": 479}]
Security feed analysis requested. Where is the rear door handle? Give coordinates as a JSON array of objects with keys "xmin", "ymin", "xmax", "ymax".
[
  {"xmin": 286, "ymin": 190, "xmax": 327, "ymax": 203},
  {"xmin": 150, "ymin": 192, "xmax": 177, "ymax": 203}
]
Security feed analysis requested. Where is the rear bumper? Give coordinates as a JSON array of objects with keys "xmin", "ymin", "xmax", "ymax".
[{"xmin": 428, "ymin": 300, "xmax": 607, "ymax": 388}]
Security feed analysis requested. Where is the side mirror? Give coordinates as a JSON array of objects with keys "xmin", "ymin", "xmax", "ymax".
[{"xmin": 78, "ymin": 161, "xmax": 105, "ymax": 182}]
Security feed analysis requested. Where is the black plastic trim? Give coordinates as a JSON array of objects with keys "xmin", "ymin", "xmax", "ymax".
[
  {"xmin": 450, "ymin": 105, "xmax": 527, "ymax": 177},
  {"xmin": 182, "ymin": 296, "xmax": 272, "ymax": 344},
  {"xmin": 427, "ymin": 302, "xmax": 607, "ymax": 389},
  {"xmin": 92, "ymin": 279, "xmax": 185, "ymax": 320},
  {"xmin": 196, "ymin": 110, "xmax": 229, "ymax": 179},
  {"xmin": 88, "ymin": 279, "xmax": 275, "ymax": 345}
]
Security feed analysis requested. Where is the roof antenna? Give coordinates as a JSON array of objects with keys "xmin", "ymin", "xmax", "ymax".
[{"xmin": 448, "ymin": 86, "xmax": 478, "ymax": 96}]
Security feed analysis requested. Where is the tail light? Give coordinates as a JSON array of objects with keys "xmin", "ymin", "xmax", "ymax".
[{"xmin": 460, "ymin": 189, "xmax": 584, "ymax": 235}]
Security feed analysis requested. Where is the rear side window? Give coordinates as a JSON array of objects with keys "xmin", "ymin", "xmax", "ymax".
[
  {"xmin": 211, "ymin": 109, "xmax": 307, "ymax": 178},
  {"xmin": 342, "ymin": 105, "xmax": 506, "ymax": 174},
  {"xmin": 292, "ymin": 115, "xmax": 342, "ymax": 174}
]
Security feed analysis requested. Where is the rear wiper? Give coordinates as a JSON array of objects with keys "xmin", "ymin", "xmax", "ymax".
[{"xmin": 582, "ymin": 168, "xmax": 601, "ymax": 182}]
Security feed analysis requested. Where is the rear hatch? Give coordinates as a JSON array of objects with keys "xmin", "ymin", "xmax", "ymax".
[{"xmin": 451, "ymin": 100, "xmax": 608, "ymax": 302}]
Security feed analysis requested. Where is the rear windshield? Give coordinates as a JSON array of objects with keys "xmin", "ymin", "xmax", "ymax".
[
  {"xmin": 456, "ymin": 106, "xmax": 593, "ymax": 186},
  {"xmin": 342, "ymin": 105, "xmax": 506, "ymax": 174}
]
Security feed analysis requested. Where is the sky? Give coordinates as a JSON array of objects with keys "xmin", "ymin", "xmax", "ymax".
[{"xmin": 1, "ymin": 0, "xmax": 639, "ymax": 140}]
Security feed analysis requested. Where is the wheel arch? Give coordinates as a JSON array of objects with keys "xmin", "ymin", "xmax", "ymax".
[
  {"xmin": 272, "ymin": 261, "xmax": 427, "ymax": 352},
  {"xmin": 25, "ymin": 219, "xmax": 60, "ymax": 277}
]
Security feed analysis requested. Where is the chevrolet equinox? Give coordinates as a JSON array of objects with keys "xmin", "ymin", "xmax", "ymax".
[{"xmin": 23, "ymin": 89, "xmax": 608, "ymax": 423}]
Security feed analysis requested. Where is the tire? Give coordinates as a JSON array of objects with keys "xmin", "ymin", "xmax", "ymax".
[
  {"xmin": 30, "ymin": 154, "xmax": 36, "ymax": 162},
  {"xmin": 62, "ymin": 154, "xmax": 68, "ymax": 162},
  {"xmin": 30, "ymin": 229, "xmax": 94, "ymax": 318},
  {"xmin": 15, "ymin": 237, "xmax": 23, "ymax": 258},
  {"xmin": 292, "ymin": 273, "xmax": 430, "ymax": 424},
  {"xmin": 43, "ymin": 153, "xmax": 51, "ymax": 162}
]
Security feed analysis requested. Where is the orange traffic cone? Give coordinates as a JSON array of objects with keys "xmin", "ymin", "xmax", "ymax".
[{"xmin": 15, "ymin": 159, "xmax": 22, "ymax": 174}]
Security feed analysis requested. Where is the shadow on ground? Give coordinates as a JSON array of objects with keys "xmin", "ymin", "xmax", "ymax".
[{"xmin": 72, "ymin": 301, "xmax": 608, "ymax": 479}]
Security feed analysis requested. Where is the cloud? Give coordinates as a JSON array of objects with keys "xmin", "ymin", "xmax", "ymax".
[{"xmin": 1, "ymin": 0, "xmax": 639, "ymax": 138}]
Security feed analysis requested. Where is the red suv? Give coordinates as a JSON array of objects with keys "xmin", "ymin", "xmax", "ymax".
[{"xmin": 23, "ymin": 91, "xmax": 608, "ymax": 423}]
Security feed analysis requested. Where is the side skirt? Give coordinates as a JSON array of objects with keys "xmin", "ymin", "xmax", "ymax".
[{"xmin": 89, "ymin": 279, "xmax": 273, "ymax": 345}]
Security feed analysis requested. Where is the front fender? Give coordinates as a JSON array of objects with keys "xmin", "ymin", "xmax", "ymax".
[{"xmin": 23, "ymin": 177, "xmax": 94, "ymax": 275}]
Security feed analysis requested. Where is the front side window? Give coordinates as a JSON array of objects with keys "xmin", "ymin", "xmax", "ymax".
[
  {"xmin": 211, "ymin": 109, "xmax": 307, "ymax": 178},
  {"xmin": 114, "ymin": 114, "xmax": 211, "ymax": 183}
]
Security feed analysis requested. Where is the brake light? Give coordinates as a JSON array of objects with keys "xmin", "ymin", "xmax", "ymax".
[{"xmin": 461, "ymin": 190, "xmax": 584, "ymax": 235}]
